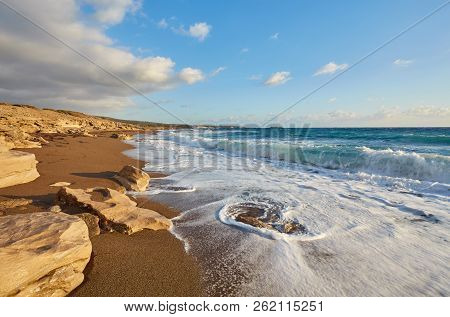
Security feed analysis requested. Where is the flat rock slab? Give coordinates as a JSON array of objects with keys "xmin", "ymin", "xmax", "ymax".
[
  {"xmin": 0, "ymin": 150, "xmax": 40, "ymax": 188},
  {"xmin": 0, "ymin": 212, "xmax": 92, "ymax": 296},
  {"xmin": 57, "ymin": 187, "xmax": 171, "ymax": 235},
  {"xmin": 50, "ymin": 182, "xmax": 71, "ymax": 187}
]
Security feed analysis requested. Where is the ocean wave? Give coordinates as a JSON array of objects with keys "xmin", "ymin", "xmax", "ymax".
[
  {"xmin": 355, "ymin": 147, "xmax": 449, "ymax": 183},
  {"xmin": 161, "ymin": 131, "xmax": 450, "ymax": 183}
]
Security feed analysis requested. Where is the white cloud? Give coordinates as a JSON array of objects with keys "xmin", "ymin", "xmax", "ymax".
[
  {"xmin": 85, "ymin": 0, "xmax": 142, "ymax": 25},
  {"xmin": 314, "ymin": 62, "xmax": 349, "ymax": 76},
  {"xmin": 328, "ymin": 97, "xmax": 337, "ymax": 103},
  {"xmin": 197, "ymin": 105, "xmax": 450, "ymax": 127},
  {"xmin": 210, "ymin": 66, "xmax": 226, "ymax": 77},
  {"xmin": 270, "ymin": 32, "xmax": 279, "ymax": 40},
  {"xmin": 174, "ymin": 22, "xmax": 211, "ymax": 41},
  {"xmin": 292, "ymin": 105, "xmax": 450, "ymax": 127},
  {"xmin": 327, "ymin": 110, "xmax": 357, "ymax": 120},
  {"xmin": 179, "ymin": 67, "xmax": 205, "ymax": 84},
  {"xmin": 162, "ymin": 18, "xmax": 211, "ymax": 42},
  {"xmin": 393, "ymin": 59, "xmax": 413, "ymax": 67},
  {"xmin": 157, "ymin": 18, "xmax": 168, "ymax": 29},
  {"xmin": 403, "ymin": 105, "xmax": 450, "ymax": 117},
  {"xmin": 188, "ymin": 22, "xmax": 211, "ymax": 41},
  {"xmin": 264, "ymin": 71, "xmax": 292, "ymax": 86},
  {"xmin": 0, "ymin": 0, "xmax": 204, "ymax": 111}
]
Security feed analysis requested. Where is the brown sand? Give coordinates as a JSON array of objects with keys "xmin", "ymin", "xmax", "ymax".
[{"xmin": 0, "ymin": 133, "xmax": 204, "ymax": 296}]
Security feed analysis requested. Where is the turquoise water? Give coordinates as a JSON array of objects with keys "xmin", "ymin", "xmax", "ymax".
[
  {"xmin": 156, "ymin": 127, "xmax": 450, "ymax": 184},
  {"xmin": 127, "ymin": 127, "xmax": 450, "ymax": 296}
]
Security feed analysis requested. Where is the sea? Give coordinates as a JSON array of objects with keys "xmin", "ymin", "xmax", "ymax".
[{"xmin": 124, "ymin": 127, "xmax": 450, "ymax": 296}]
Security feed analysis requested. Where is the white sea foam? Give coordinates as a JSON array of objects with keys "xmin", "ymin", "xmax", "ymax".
[
  {"xmin": 127, "ymin": 130, "xmax": 450, "ymax": 183},
  {"xmin": 124, "ymin": 130, "xmax": 450, "ymax": 296},
  {"xmin": 357, "ymin": 146, "xmax": 450, "ymax": 183}
]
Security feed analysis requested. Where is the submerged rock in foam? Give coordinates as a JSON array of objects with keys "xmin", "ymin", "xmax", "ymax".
[
  {"xmin": 220, "ymin": 199, "xmax": 308, "ymax": 237},
  {"xmin": 124, "ymin": 127, "xmax": 450, "ymax": 296}
]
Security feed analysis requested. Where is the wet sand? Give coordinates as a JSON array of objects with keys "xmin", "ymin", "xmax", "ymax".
[{"xmin": 0, "ymin": 133, "xmax": 204, "ymax": 296}]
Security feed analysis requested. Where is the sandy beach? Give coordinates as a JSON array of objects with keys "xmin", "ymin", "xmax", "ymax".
[{"xmin": 0, "ymin": 133, "xmax": 204, "ymax": 296}]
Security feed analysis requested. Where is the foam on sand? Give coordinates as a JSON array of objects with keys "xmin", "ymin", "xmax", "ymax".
[{"xmin": 125, "ymin": 129, "xmax": 450, "ymax": 296}]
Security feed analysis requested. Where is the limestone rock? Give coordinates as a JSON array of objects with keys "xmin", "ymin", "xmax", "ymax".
[
  {"xmin": 0, "ymin": 103, "xmax": 143, "ymax": 144},
  {"xmin": 0, "ymin": 150, "xmax": 40, "ymax": 188},
  {"xmin": 0, "ymin": 197, "xmax": 33, "ymax": 209},
  {"xmin": 0, "ymin": 212, "xmax": 92, "ymax": 297},
  {"xmin": 225, "ymin": 202, "xmax": 308, "ymax": 235},
  {"xmin": 116, "ymin": 186, "xmax": 127, "ymax": 194},
  {"xmin": 76, "ymin": 213, "xmax": 101, "ymax": 237},
  {"xmin": 113, "ymin": 165, "xmax": 150, "ymax": 192},
  {"xmin": 0, "ymin": 130, "xmax": 41, "ymax": 150},
  {"xmin": 57, "ymin": 187, "xmax": 171, "ymax": 235},
  {"xmin": 48, "ymin": 205, "xmax": 62, "ymax": 213},
  {"xmin": 37, "ymin": 136, "xmax": 49, "ymax": 144},
  {"xmin": 49, "ymin": 181, "xmax": 71, "ymax": 187}
]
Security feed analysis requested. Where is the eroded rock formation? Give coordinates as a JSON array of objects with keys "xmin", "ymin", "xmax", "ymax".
[
  {"xmin": 0, "ymin": 150, "xmax": 40, "ymax": 188},
  {"xmin": 225, "ymin": 202, "xmax": 307, "ymax": 235},
  {"xmin": 114, "ymin": 165, "xmax": 150, "ymax": 192},
  {"xmin": 76, "ymin": 213, "xmax": 101, "ymax": 237},
  {"xmin": 0, "ymin": 212, "xmax": 92, "ymax": 297},
  {"xmin": 57, "ymin": 187, "xmax": 171, "ymax": 234},
  {"xmin": 0, "ymin": 103, "xmax": 141, "ymax": 150}
]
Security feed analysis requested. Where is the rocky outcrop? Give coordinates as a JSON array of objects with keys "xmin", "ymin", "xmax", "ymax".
[
  {"xmin": 0, "ymin": 197, "xmax": 33, "ymax": 209},
  {"xmin": 76, "ymin": 213, "xmax": 101, "ymax": 237},
  {"xmin": 114, "ymin": 165, "xmax": 150, "ymax": 192},
  {"xmin": 0, "ymin": 103, "xmax": 143, "ymax": 150},
  {"xmin": 0, "ymin": 212, "xmax": 92, "ymax": 297},
  {"xmin": 57, "ymin": 187, "xmax": 171, "ymax": 235},
  {"xmin": 0, "ymin": 150, "xmax": 40, "ymax": 188},
  {"xmin": 1, "ymin": 103, "xmax": 183, "ymax": 151},
  {"xmin": 0, "ymin": 130, "xmax": 41, "ymax": 150}
]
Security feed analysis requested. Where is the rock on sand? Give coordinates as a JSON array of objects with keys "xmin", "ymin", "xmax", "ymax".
[
  {"xmin": 113, "ymin": 165, "xmax": 150, "ymax": 192},
  {"xmin": 57, "ymin": 187, "xmax": 171, "ymax": 235},
  {"xmin": 0, "ymin": 150, "xmax": 40, "ymax": 188},
  {"xmin": 0, "ymin": 212, "xmax": 92, "ymax": 297}
]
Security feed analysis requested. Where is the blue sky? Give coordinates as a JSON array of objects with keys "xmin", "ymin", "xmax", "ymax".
[
  {"xmin": 1, "ymin": 0, "xmax": 449, "ymax": 126},
  {"xmin": 110, "ymin": 0, "xmax": 450, "ymax": 126}
]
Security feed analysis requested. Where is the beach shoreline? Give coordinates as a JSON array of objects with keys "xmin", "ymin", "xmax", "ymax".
[{"xmin": 0, "ymin": 132, "xmax": 205, "ymax": 296}]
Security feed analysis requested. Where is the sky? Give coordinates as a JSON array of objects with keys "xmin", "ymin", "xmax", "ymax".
[{"xmin": 0, "ymin": 0, "xmax": 449, "ymax": 127}]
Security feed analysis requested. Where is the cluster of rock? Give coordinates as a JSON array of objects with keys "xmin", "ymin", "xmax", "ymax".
[
  {"xmin": 57, "ymin": 186, "xmax": 171, "ymax": 235},
  {"xmin": 0, "ymin": 163, "xmax": 171, "ymax": 296},
  {"xmin": 0, "ymin": 103, "xmax": 145, "ymax": 189},
  {"xmin": 0, "ymin": 102, "xmax": 176, "ymax": 297},
  {"xmin": 0, "ymin": 197, "xmax": 33, "ymax": 210},
  {"xmin": 0, "ymin": 103, "xmax": 141, "ymax": 150}
]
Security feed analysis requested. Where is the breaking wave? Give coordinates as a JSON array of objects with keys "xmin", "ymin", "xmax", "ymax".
[{"xmin": 155, "ymin": 131, "xmax": 450, "ymax": 184}]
